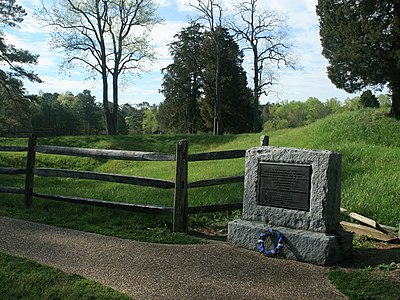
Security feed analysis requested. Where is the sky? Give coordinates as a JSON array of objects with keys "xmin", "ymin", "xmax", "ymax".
[{"xmin": 5, "ymin": 0, "xmax": 358, "ymax": 106}]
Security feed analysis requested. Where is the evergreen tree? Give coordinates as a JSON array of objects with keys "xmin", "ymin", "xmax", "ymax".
[
  {"xmin": 159, "ymin": 23, "xmax": 204, "ymax": 133},
  {"xmin": 0, "ymin": 0, "xmax": 41, "ymax": 98},
  {"xmin": 0, "ymin": 0, "xmax": 41, "ymax": 135},
  {"xmin": 200, "ymin": 27, "xmax": 253, "ymax": 133},
  {"xmin": 359, "ymin": 90, "xmax": 380, "ymax": 108},
  {"xmin": 317, "ymin": 0, "xmax": 400, "ymax": 118}
]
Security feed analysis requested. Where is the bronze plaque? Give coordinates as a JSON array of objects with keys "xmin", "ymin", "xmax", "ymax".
[{"xmin": 257, "ymin": 162, "xmax": 311, "ymax": 211}]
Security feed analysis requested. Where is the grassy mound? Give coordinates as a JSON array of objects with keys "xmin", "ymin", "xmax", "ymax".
[{"xmin": 269, "ymin": 109, "xmax": 400, "ymax": 226}]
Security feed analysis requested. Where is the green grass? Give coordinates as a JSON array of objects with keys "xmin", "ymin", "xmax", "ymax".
[
  {"xmin": 0, "ymin": 252, "xmax": 131, "ymax": 300},
  {"xmin": 328, "ymin": 268, "xmax": 400, "ymax": 300},
  {"xmin": 329, "ymin": 235, "xmax": 400, "ymax": 299}
]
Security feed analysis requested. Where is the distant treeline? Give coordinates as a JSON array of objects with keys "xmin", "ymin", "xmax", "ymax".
[
  {"xmin": 0, "ymin": 88, "xmax": 388, "ymax": 137},
  {"xmin": 262, "ymin": 91, "xmax": 386, "ymax": 131}
]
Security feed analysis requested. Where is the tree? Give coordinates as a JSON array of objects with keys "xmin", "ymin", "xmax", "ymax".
[
  {"xmin": 0, "ymin": 86, "xmax": 33, "ymax": 136},
  {"xmin": 142, "ymin": 107, "xmax": 158, "ymax": 134},
  {"xmin": 0, "ymin": 0, "xmax": 41, "ymax": 133},
  {"xmin": 190, "ymin": 0, "xmax": 224, "ymax": 135},
  {"xmin": 123, "ymin": 103, "xmax": 143, "ymax": 134},
  {"xmin": 317, "ymin": 0, "xmax": 400, "ymax": 118},
  {"xmin": 38, "ymin": 0, "xmax": 160, "ymax": 135},
  {"xmin": 0, "ymin": 0, "xmax": 41, "ymax": 94},
  {"xmin": 200, "ymin": 26, "xmax": 253, "ymax": 133},
  {"xmin": 305, "ymin": 97, "xmax": 330, "ymax": 124},
  {"xmin": 359, "ymin": 90, "xmax": 380, "ymax": 108},
  {"xmin": 229, "ymin": 0, "xmax": 295, "ymax": 132},
  {"xmin": 159, "ymin": 23, "xmax": 204, "ymax": 133},
  {"xmin": 377, "ymin": 94, "xmax": 392, "ymax": 109},
  {"xmin": 32, "ymin": 92, "xmax": 81, "ymax": 135},
  {"xmin": 344, "ymin": 96, "xmax": 362, "ymax": 111},
  {"xmin": 73, "ymin": 90, "xmax": 104, "ymax": 134}
]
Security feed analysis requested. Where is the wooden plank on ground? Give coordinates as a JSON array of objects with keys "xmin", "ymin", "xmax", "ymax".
[
  {"xmin": 340, "ymin": 221, "xmax": 399, "ymax": 242},
  {"xmin": 340, "ymin": 207, "xmax": 377, "ymax": 227},
  {"xmin": 340, "ymin": 207, "xmax": 390, "ymax": 234}
]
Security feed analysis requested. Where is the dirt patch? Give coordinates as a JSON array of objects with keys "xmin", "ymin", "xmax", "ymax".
[{"xmin": 189, "ymin": 227, "xmax": 228, "ymax": 241}]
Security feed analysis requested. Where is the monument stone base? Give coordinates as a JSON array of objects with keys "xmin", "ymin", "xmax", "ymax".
[{"xmin": 228, "ymin": 219, "xmax": 353, "ymax": 265}]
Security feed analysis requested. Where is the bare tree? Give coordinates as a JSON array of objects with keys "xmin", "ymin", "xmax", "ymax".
[
  {"xmin": 37, "ymin": 0, "xmax": 160, "ymax": 135},
  {"xmin": 190, "ymin": 0, "xmax": 223, "ymax": 135},
  {"xmin": 229, "ymin": 0, "xmax": 295, "ymax": 132}
]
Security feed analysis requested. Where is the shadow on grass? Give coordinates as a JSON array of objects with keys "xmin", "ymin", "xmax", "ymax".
[{"xmin": 338, "ymin": 244, "xmax": 400, "ymax": 269}]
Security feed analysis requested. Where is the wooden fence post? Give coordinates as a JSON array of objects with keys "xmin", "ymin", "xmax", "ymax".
[
  {"xmin": 173, "ymin": 140, "xmax": 189, "ymax": 232},
  {"xmin": 260, "ymin": 135, "xmax": 269, "ymax": 146},
  {"xmin": 24, "ymin": 134, "xmax": 37, "ymax": 207}
]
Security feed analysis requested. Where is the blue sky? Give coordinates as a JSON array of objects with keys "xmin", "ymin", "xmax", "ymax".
[{"xmin": 5, "ymin": 0, "xmax": 357, "ymax": 105}]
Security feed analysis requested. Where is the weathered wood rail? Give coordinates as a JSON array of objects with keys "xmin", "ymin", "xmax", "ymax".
[{"xmin": 0, "ymin": 135, "xmax": 269, "ymax": 232}]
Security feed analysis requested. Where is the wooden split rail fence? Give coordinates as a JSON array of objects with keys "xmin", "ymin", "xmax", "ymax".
[{"xmin": 0, "ymin": 135, "xmax": 269, "ymax": 232}]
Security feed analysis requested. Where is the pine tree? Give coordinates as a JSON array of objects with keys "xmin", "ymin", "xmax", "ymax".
[
  {"xmin": 317, "ymin": 0, "xmax": 400, "ymax": 118},
  {"xmin": 200, "ymin": 27, "xmax": 253, "ymax": 133},
  {"xmin": 159, "ymin": 23, "xmax": 204, "ymax": 133}
]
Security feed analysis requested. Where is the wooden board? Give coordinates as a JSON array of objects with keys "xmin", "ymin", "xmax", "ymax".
[{"xmin": 340, "ymin": 221, "xmax": 399, "ymax": 242}]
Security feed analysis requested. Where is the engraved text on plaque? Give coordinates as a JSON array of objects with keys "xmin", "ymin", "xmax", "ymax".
[{"xmin": 257, "ymin": 162, "xmax": 311, "ymax": 211}]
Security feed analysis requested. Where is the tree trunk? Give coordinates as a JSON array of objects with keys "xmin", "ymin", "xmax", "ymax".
[
  {"xmin": 102, "ymin": 72, "xmax": 117, "ymax": 135},
  {"xmin": 252, "ymin": 47, "xmax": 260, "ymax": 133},
  {"xmin": 389, "ymin": 88, "xmax": 400, "ymax": 119},
  {"xmin": 112, "ymin": 72, "xmax": 119, "ymax": 135},
  {"xmin": 213, "ymin": 32, "xmax": 222, "ymax": 136},
  {"xmin": 387, "ymin": 74, "xmax": 400, "ymax": 119}
]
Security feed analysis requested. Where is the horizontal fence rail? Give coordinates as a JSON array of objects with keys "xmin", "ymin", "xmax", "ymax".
[
  {"xmin": 188, "ymin": 150, "xmax": 246, "ymax": 161},
  {"xmin": 33, "ymin": 168, "xmax": 175, "ymax": 189},
  {"xmin": 0, "ymin": 167, "xmax": 26, "ymax": 175},
  {"xmin": 35, "ymin": 145, "xmax": 176, "ymax": 161},
  {"xmin": 0, "ymin": 135, "xmax": 270, "ymax": 232},
  {"xmin": 0, "ymin": 187, "xmax": 25, "ymax": 194},
  {"xmin": 188, "ymin": 175, "xmax": 244, "ymax": 188},
  {"xmin": 0, "ymin": 146, "xmax": 28, "ymax": 152},
  {"xmin": 32, "ymin": 192, "xmax": 173, "ymax": 215}
]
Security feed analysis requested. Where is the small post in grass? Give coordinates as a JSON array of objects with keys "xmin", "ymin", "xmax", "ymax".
[
  {"xmin": 24, "ymin": 134, "xmax": 37, "ymax": 207},
  {"xmin": 173, "ymin": 140, "xmax": 189, "ymax": 233},
  {"xmin": 260, "ymin": 135, "xmax": 269, "ymax": 146}
]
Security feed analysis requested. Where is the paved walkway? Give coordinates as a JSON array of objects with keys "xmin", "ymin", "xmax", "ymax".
[{"xmin": 0, "ymin": 216, "xmax": 346, "ymax": 300}]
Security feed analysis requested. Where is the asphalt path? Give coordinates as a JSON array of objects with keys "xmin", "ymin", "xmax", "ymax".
[{"xmin": 0, "ymin": 216, "xmax": 346, "ymax": 300}]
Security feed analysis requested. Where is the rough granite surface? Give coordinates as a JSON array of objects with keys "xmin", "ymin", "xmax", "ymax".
[
  {"xmin": 228, "ymin": 219, "xmax": 353, "ymax": 266},
  {"xmin": 243, "ymin": 146, "xmax": 341, "ymax": 233}
]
